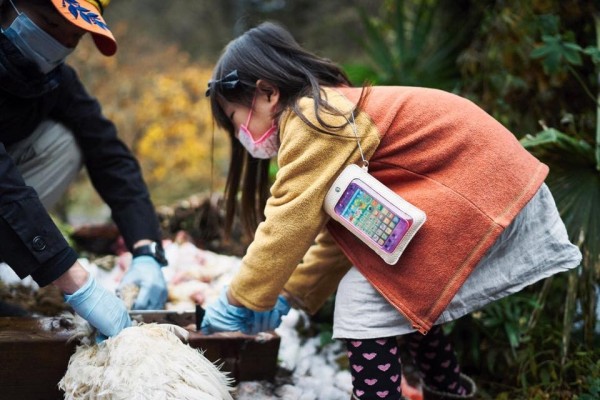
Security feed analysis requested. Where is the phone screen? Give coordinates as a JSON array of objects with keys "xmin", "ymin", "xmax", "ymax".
[{"xmin": 334, "ymin": 180, "xmax": 412, "ymax": 253}]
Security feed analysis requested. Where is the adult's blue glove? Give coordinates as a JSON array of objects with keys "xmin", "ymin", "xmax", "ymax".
[
  {"xmin": 248, "ymin": 295, "xmax": 291, "ymax": 334},
  {"xmin": 201, "ymin": 287, "xmax": 252, "ymax": 334},
  {"xmin": 119, "ymin": 255, "xmax": 167, "ymax": 310},
  {"xmin": 65, "ymin": 275, "xmax": 132, "ymax": 339}
]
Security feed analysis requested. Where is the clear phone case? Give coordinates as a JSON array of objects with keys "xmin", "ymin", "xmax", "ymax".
[{"xmin": 324, "ymin": 164, "xmax": 426, "ymax": 265}]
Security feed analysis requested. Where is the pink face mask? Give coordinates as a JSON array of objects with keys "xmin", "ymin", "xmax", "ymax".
[{"xmin": 238, "ymin": 96, "xmax": 279, "ymax": 159}]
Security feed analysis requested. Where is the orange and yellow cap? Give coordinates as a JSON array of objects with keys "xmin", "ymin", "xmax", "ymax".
[{"xmin": 50, "ymin": 0, "xmax": 116, "ymax": 56}]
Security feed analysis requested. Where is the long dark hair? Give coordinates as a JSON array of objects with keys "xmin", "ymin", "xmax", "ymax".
[{"xmin": 207, "ymin": 21, "xmax": 365, "ymax": 238}]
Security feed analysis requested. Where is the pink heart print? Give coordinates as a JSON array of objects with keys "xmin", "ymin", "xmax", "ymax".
[
  {"xmin": 389, "ymin": 347, "xmax": 397, "ymax": 355},
  {"xmin": 364, "ymin": 378, "xmax": 378, "ymax": 386},
  {"xmin": 347, "ymin": 351, "xmax": 352, "ymax": 358},
  {"xmin": 378, "ymin": 363, "xmax": 391, "ymax": 372},
  {"xmin": 441, "ymin": 359, "xmax": 451, "ymax": 368},
  {"xmin": 355, "ymin": 390, "xmax": 364, "ymax": 396},
  {"xmin": 390, "ymin": 374, "xmax": 399, "ymax": 383},
  {"xmin": 351, "ymin": 341, "xmax": 363, "ymax": 348},
  {"xmin": 429, "ymin": 339, "xmax": 439, "ymax": 347},
  {"xmin": 377, "ymin": 391, "xmax": 389, "ymax": 398},
  {"xmin": 375, "ymin": 339, "xmax": 387, "ymax": 345},
  {"xmin": 363, "ymin": 353, "xmax": 377, "ymax": 360},
  {"xmin": 434, "ymin": 375, "xmax": 445, "ymax": 382},
  {"xmin": 352, "ymin": 365, "xmax": 364, "ymax": 373},
  {"xmin": 425, "ymin": 352, "xmax": 436, "ymax": 359}
]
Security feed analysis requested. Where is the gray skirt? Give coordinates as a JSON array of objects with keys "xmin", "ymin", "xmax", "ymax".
[{"xmin": 333, "ymin": 183, "xmax": 582, "ymax": 339}]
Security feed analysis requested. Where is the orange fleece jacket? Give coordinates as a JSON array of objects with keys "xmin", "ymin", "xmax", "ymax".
[{"xmin": 326, "ymin": 86, "xmax": 548, "ymax": 333}]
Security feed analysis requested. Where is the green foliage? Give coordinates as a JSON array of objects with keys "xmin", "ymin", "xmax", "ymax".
[
  {"xmin": 449, "ymin": 276, "xmax": 600, "ymax": 398},
  {"xmin": 458, "ymin": 1, "xmax": 597, "ymax": 136},
  {"xmin": 530, "ymin": 13, "xmax": 584, "ymax": 75},
  {"xmin": 468, "ymin": 4, "xmax": 600, "ymax": 396},
  {"xmin": 521, "ymin": 10, "xmax": 599, "ymax": 359},
  {"xmin": 579, "ymin": 376, "xmax": 600, "ymax": 400},
  {"xmin": 531, "ymin": 34, "xmax": 583, "ymax": 74},
  {"xmin": 345, "ymin": 0, "xmax": 478, "ymax": 91},
  {"xmin": 529, "ymin": 13, "xmax": 600, "ymax": 109}
]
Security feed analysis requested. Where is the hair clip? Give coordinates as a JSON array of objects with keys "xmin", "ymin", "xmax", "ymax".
[{"xmin": 205, "ymin": 70, "xmax": 240, "ymax": 96}]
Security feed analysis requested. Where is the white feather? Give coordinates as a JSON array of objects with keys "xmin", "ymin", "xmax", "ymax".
[{"xmin": 59, "ymin": 323, "xmax": 234, "ymax": 400}]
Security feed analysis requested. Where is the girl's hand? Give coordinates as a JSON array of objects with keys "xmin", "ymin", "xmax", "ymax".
[
  {"xmin": 201, "ymin": 286, "xmax": 251, "ymax": 334},
  {"xmin": 202, "ymin": 287, "xmax": 291, "ymax": 335},
  {"xmin": 248, "ymin": 295, "xmax": 291, "ymax": 334}
]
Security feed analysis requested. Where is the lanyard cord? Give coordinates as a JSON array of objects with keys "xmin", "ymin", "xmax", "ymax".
[
  {"xmin": 347, "ymin": 111, "xmax": 369, "ymax": 171},
  {"xmin": 8, "ymin": 0, "xmax": 21, "ymax": 15}
]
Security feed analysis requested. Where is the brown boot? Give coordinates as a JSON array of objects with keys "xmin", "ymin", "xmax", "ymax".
[{"xmin": 422, "ymin": 373, "xmax": 476, "ymax": 399}]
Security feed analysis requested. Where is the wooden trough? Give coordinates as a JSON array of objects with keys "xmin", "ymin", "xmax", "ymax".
[{"xmin": 0, "ymin": 315, "xmax": 281, "ymax": 400}]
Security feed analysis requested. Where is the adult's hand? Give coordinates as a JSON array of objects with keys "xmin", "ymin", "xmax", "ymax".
[
  {"xmin": 64, "ymin": 274, "xmax": 131, "ymax": 338},
  {"xmin": 119, "ymin": 255, "xmax": 167, "ymax": 310}
]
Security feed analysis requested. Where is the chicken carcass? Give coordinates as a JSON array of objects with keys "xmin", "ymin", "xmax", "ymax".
[{"xmin": 59, "ymin": 320, "xmax": 234, "ymax": 400}]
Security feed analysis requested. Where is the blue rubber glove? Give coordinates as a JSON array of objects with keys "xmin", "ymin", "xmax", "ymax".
[
  {"xmin": 119, "ymin": 255, "xmax": 167, "ymax": 310},
  {"xmin": 65, "ymin": 275, "xmax": 131, "ymax": 339},
  {"xmin": 248, "ymin": 295, "xmax": 291, "ymax": 334},
  {"xmin": 201, "ymin": 287, "xmax": 252, "ymax": 334}
]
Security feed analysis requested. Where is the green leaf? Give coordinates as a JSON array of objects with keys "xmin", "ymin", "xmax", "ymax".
[
  {"xmin": 562, "ymin": 42, "xmax": 583, "ymax": 65},
  {"xmin": 520, "ymin": 128, "xmax": 595, "ymax": 163},
  {"xmin": 530, "ymin": 34, "xmax": 584, "ymax": 73},
  {"xmin": 504, "ymin": 323, "xmax": 520, "ymax": 349},
  {"xmin": 583, "ymin": 46, "xmax": 600, "ymax": 65}
]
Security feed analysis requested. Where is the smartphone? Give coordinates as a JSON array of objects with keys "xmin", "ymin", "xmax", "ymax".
[{"xmin": 334, "ymin": 179, "xmax": 413, "ymax": 254}]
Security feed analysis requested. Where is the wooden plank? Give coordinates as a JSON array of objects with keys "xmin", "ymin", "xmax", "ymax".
[
  {"xmin": 0, "ymin": 318, "xmax": 75, "ymax": 400},
  {"xmin": 0, "ymin": 317, "xmax": 280, "ymax": 400},
  {"xmin": 188, "ymin": 331, "xmax": 281, "ymax": 382}
]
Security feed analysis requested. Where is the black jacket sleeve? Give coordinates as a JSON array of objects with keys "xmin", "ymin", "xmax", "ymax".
[
  {"xmin": 51, "ymin": 66, "xmax": 162, "ymax": 250},
  {"xmin": 0, "ymin": 143, "xmax": 78, "ymax": 286}
]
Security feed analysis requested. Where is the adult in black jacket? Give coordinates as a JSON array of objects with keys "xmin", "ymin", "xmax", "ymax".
[{"xmin": 0, "ymin": 0, "xmax": 167, "ymax": 338}]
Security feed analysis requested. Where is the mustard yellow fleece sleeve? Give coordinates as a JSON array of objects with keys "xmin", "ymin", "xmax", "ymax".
[
  {"xmin": 284, "ymin": 228, "xmax": 352, "ymax": 314},
  {"xmin": 229, "ymin": 91, "xmax": 380, "ymax": 311}
]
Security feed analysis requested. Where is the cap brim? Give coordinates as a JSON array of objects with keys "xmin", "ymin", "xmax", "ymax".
[
  {"xmin": 92, "ymin": 32, "xmax": 117, "ymax": 56},
  {"xmin": 51, "ymin": 0, "xmax": 117, "ymax": 56}
]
